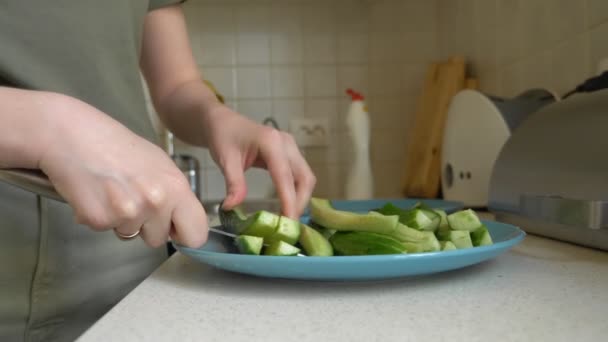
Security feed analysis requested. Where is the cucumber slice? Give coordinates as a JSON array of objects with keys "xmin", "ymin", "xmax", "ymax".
[
  {"xmin": 440, "ymin": 241, "xmax": 457, "ymax": 251},
  {"xmin": 420, "ymin": 209, "xmax": 440, "ymax": 232},
  {"xmin": 266, "ymin": 216, "xmax": 301, "ymax": 245},
  {"xmin": 421, "ymin": 231, "xmax": 441, "ymax": 252},
  {"xmin": 309, "ymin": 221, "xmax": 336, "ymax": 239},
  {"xmin": 471, "ymin": 225, "xmax": 493, "ymax": 246},
  {"xmin": 401, "ymin": 209, "xmax": 433, "ymax": 230},
  {"xmin": 329, "ymin": 231, "xmax": 407, "ymax": 255},
  {"xmin": 374, "ymin": 202, "xmax": 439, "ymax": 231},
  {"xmin": 298, "ymin": 224, "xmax": 333, "ymax": 256},
  {"xmin": 449, "ymin": 230, "xmax": 474, "ymax": 249},
  {"xmin": 435, "ymin": 225, "xmax": 451, "ymax": 242},
  {"xmin": 373, "ymin": 203, "xmax": 406, "ymax": 217},
  {"xmin": 234, "ymin": 235, "xmax": 263, "ymax": 255},
  {"xmin": 263, "ymin": 240, "xmax": 301, "ymax": 256},
  {"xmin": 447, "ymin": 209, "xmax": 482, "ymax": 231},
  {"xmin": 391, "ymin": 223, "xmax": 428, "ymax": 243},
  {"xmin": 434, "ymin": 209, "xmax": 449, "ymax": 230},
  {"xmin": 310, "ymin": 198, "xmax": 398, "ymax": 234},
  {"xmin": 402, "ymin": 242, "xmax": 424, "ymax": 253},
  {"xmin": 219, "ymin": 206, "xmax": 248, "ymax": 233},
  {"xmin": 239, "ymin": 210, "xmax": 280, "ymax": 238}
]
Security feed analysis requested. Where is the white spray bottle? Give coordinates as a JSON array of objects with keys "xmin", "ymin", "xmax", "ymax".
[{"xmin": 344, "ymin": 88, "xmax": 373, "ymax": 199}]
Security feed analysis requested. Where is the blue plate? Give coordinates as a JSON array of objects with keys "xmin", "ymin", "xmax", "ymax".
[
  {"xmin": 174, "ymin": 220, "xmax": 525, "ymax": 281},
  {"xmin": 302, "ymin": 198, "xmax": 464, "ymax": 215}
]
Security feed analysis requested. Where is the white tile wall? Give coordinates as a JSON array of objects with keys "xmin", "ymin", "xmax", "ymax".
[
  {"xmin": 179, "ymin": 0, "xmax": 440, "ymax": 200},
  {"xmin": 237, "ymin": 33, "xmax": 271, "ymax": 65},
  {"xmin": 271, "ymin": 67, "xmax": 304, "ymax": 98},
  {"xmin": 304, "ymin": 66, "xmax": 338, "ymax": 97},
  {"xmin": 236, "ymin": 67, "xmax": 271, "ymax": 98},
  {"xmin": 198, "ymin": 33, "xmax": 236, "ymax": 66},
  {"xmin": 336, "ymin": 33, "xmax": 370, "ymax": 64},
  {"xmin": 438, "ymin": 0, "xmax": 608, "ymax": 98}
]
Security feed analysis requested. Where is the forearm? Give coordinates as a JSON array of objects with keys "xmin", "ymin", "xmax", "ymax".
[
  {"xmin": 139, "ymin": 5, "xmax": 229, "ymax": 148},
  {"xmin": 0, "ymin": 87, "xmax": 60, "ymax": 169},
  {"xmin": 153, "ymin": 79, "xmax": 223, "ymax": 147}
]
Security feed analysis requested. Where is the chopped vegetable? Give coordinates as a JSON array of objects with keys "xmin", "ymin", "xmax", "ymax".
[
  {"xmin": 265, "ymin": 215, "xmax": 301, "ymax": 245},
  {"xmin": 471, "ymin": 225, "xmax": 493, "ymax": 246},
  {"xmin": 449, "ymin": 230, "xmax": 474, "ymax": 249},
  {"xmin": 299, "ymin": 224, "xmax": 333, "ymax": 256},
  {"xmin": 227, "ymin": 198, "xmax": 492, "ymax": 256},
  {"xmin": 234, "ymin": 235, "xmax": 264, "ymax": 255},
  {"xmin": 310, "ymin": 198, "xmax": 398, "ymax": 234},
  {"xmin": 440, "ymin": 241, "xmax": 457, "ymax": 251},
  {"xmin": 238, "ymin": 210, "xmax": 280, "ymax": 238},
  {"xmin": 447, "ymin": 209, "xmax": 482, "ymax": 231},
  {"xmin": 263, "ymin": 240, "xmax": 301, "ymax": 256},
  {"xmin": 329, "ymin": 231, "xmax": 407, "ymax": 255}
]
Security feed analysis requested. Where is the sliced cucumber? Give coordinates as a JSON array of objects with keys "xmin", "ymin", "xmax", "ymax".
[
  {"xmin": 329, "ymin": 231, "xmax": 407, "ymax": 255},
  {"xmin": 420, "ymin": 209, "xmax": 440, "ymax": 232},
  {"xmin": 298, "ymin": 224, "xmax": 333, "ymax": 256},
  {"xmin": 391, "ymin": 223, "xmax": 428, "ymax": 243},
  {"xmin": 263, "ymin": 240, "xmax": 301, "ymax": 256},
  {"xmin": 310, "ymin": 198, "xmax": 398, "ymax": 234},
  {"xmin": 440, "ymin": 241, "xmax": 457, "ymax": 251},
  {"xmin": 402, "ymin": 242, "xmax": 424, "ymax": 253},
  {"xmin": 449, "ymin": 230, "xmax": 474, "ymax": 249},
  {"xmin": 421, "ymin": 231, "xmax": 441, "ymax": 252},
  {"xmin": 447, "ymin": 209, "xmax": 482, "ymax": 231},
  {"xmin": 374, "ymin": 202, "xmax": 439, "ymax": 231},
  {"xmin": 434, "ymin": 209, "xmax": 449, "ymax": 230},
  {"xmin": 266, "ymin": 216, "xmax": 301, "ymax": 245},
  {"xmin": 238, "ymin": 210, "xmax": 280, "ymax": 238},
  {"xmin": 234, "ymin": 235, "xmax": 264, "ymax": 255},
  {"xmin": 435, "ymin": 225, "xmax": 451, "ymax": 242},
  {"xmin": 471, "ymin": 225, "xmax": 493, "ymax": 246},
  {"xmin": 400, "ymin": 209, "xmax": 433, "ymax": 230}
]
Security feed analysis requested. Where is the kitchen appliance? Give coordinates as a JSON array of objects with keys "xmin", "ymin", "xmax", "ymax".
[
  {"xmin": 488, "ymin": 89, "xmax": 608, "ymax": 251},
  {"xmin": 441, "ymin": 88, "xmax": 557, "ymax": 207}
]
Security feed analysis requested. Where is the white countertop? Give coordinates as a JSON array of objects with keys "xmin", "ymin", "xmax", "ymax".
[{"xmin": 78, "ymin": 233, "xmax": 608, "ymax": 342}]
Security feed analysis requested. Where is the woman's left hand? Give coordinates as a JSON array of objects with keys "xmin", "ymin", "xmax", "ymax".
[{"xmin": 202, "ymin": 105, "xmax": 316, "ymax": 219}]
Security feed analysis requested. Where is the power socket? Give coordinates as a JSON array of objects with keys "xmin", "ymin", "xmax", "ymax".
[{"xmin": 289, "ymin": 118, "xmax": 329, "ymax": 147}]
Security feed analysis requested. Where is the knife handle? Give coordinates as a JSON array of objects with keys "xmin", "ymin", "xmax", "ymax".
[{"xmin": 0, "ymin": 168, "xmax": 65, "ymax": 203}]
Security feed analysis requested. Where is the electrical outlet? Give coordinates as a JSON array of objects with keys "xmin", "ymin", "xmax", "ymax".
[{"xmin": 289, "ymin": 117, "xmax": 329, "ymax": 147}]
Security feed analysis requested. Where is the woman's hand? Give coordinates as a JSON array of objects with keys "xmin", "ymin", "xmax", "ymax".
[
  {"xmin": 203, "ymin": 105, "xmax": 316, "ymax": 219},
  {"xmin": 38, "ymin": 94, "xmax": 208, "ymax": 248}
]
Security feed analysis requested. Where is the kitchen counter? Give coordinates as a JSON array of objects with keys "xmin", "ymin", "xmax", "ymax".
[{"xmin": 77, "ymin": 232, "xmax": 608, "ymax": 342}]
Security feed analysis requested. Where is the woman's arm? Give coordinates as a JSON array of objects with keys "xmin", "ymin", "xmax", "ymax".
[
  {"xmin": 140, "ymin": 5, "xmax": 316, "ymax": 218},
  {"xmin": 139, "ymin": 5, "xmax": 218, "ymax": 147},
  {"xmin": 0, "ymin": 87, "xmax": 58, "ymax": 169}
]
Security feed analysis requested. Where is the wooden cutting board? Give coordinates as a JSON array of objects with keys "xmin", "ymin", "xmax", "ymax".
[{"xmin": 401, "ymin": 57, "xmax": 466, "ymax": 198}]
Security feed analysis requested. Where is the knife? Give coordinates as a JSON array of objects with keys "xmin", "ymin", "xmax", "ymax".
[{"xmin": 0, "ymin": 168, "xmax": 306, "ymax": 256}]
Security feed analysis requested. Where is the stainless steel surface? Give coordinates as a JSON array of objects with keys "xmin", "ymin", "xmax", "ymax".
[
  {"xmin": 172, "ymin": 154, "xmax": 200, "ymax": 200},
  {"xmin": 262, "ymin": 116, "xmax": 280, "ymax": 130},
  {"xmin": 488, "ymin": 90, "xmax": 608, "ymax": 214},
  {"xmin": 488, "ymin": 89, "xmax": 608, "ymax": 249},
  {"xmin": 0, "ymin": 168, "xmax": 63, "ymax": 202},
  {"xmin": 493, "ymin": 211, "xmax": 608, "ymax": 252},
  {"xmin": 520, "ymin": 194, "xmax": 608, "ymax": 230}
]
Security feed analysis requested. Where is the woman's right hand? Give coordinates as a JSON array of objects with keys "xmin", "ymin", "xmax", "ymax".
[{"xmin": 38, "ymin": 94, "xmax": 208, "ymax": 248}]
